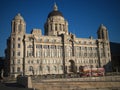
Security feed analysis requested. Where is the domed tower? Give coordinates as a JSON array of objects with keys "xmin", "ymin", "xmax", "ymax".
[
  {"xmin": 97, "ymin": 24, "xmax": 111, "ymax": 71},
  {"xmin": 9, "ymin": 13, "xmax": 26, "ymax": 77},
  {"xmin": 97, "ymin": 24, "xmax": 109, "ymax": 40},
  {"xmin": 44, "ymin": 3, "xmax": 68, "ymax": 36},
  {"xmin": 12, "ymin": 13, "xmax": 26, "ymax": 34}
]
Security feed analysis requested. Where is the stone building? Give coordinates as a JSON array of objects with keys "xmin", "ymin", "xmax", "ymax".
[{"xmin": 5, "ymin": 4, "xmax": 111, "ymax": 78}]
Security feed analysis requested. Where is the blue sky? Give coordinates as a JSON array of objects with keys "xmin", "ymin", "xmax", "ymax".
[{"xmin": 0, "ymin": 0, "xmax": 120, "ymax": 57}]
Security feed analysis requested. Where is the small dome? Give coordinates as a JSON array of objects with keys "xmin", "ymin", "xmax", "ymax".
[
  {"xmin": 97, "ymin": 24, "xmax": 107, "ymax": 33},
  {"xmin": 14, "ymin": 13, "xmax": 24, "ymax": 21},
  {"xmin": 100, "ymin": 24, "xmax": 107, "ymax": 30}
]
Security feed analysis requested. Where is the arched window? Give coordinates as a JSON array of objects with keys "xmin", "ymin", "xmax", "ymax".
[
  {"xmin": 29, "ymin": 66, "xmax": 33, "ymax": 71},
  {"xmin": 17, "ymin": 67, "xmax": 20, "ymax": 72}
]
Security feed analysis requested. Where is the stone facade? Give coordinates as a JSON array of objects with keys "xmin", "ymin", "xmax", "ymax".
[{"xmin": 5, "ymin": 3, "xmax": 111, "ymax": 78}]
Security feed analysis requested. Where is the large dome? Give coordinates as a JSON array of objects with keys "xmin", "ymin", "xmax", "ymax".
[
  {"xmin": 48, "ymin": 10, "xmax": 63, "ymax": 18},
  {"xmin": 47, "ymin": 3, "xmax": 64, "ymax": 18}
]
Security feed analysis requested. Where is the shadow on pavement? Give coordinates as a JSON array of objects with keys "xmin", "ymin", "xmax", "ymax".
[
  {"xmin": 4, "ymin": 82, "xmax": 24, "ymax": 88},
  {"xmin": 0, "ymin": 82, "xmax": 32, "ymax": 90}
]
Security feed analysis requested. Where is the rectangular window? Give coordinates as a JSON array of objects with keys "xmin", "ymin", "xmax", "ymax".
[
  {"xmin": 27, "ymin": 50, "xmax": 33, "ymax": 57},
  {"xmin": 17, "ymin": 67, "xmax": 21, "ymax": 72},
  {"xmin": 55, "ymin": 24, "xmax": 57, "ymax": 31},
  {"xmin": 18, "ymin": 37, "xmax": 21, "ymax": 41},
  {"xmin": 28, "ymin": 45, "xmax": 33, "ymax": 48},
  {"xmin": 11, "ymin": 43, "xmax": 15, "ymax": 48},
  {"xmin": 31, "ymin": 60, "xmax": 33, "ymax": 64},
  {"xmin": 11, "ymin": 60, "xmax": 14, "ymax": 64},
  {"xmin": 18, "ymin": 43, "xmax": 20, "ymax": 48},
  {"xmin": 28, "ymin": 60, "xmax": 30, "ymax": 64},
  {"xmin": 37, "ymin": 60, "xmax": 39, "ymax": 63},
  {"xmin": 17, "ymin": 59, "xmax": 20, "ymax": 64},
  {"xmin": 12, "ymin": 67, "xmax": 14, "ymax": 73},
  {"xmin": 12, "ymin": 51, "xmax": 15, "ymax": 56},
  {"xmin": 36, "ymin": 45, "xmax": 42, "ymax": 48},
  {"xmin": 17, "ymin": 51, "xmax": 20, "ymax": 56},
  {"xmin": 59, "ymin": 24, "xmax": 62, "ymax": 30}
]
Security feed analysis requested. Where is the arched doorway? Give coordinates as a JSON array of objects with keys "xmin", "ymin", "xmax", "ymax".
[{"xmin": 69, "ymin": 60, "xmax": 76, "ymax": 73}]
